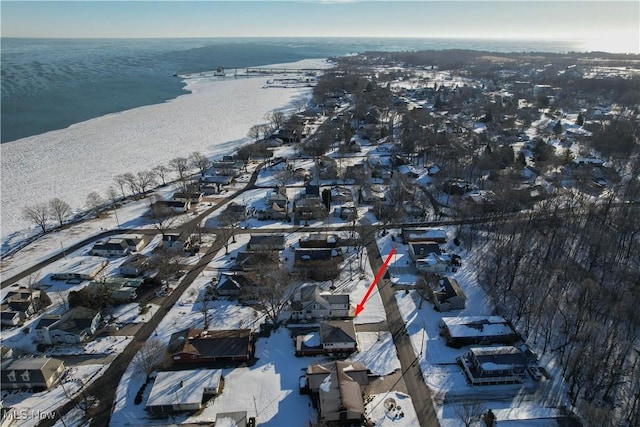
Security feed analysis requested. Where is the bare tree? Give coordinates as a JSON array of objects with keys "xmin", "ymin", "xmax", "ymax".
[
  {"xmin": 22, "ymin": 203, "xmax": 49, "ymax": 234},
  {"xmin": 151, "ymin": 249, "xmax": 183, "ymax": 285},
  {"xmin": 169, "ymin": 157, "xmax": 189, "ymax": 182},
  {"xmin": 105, "ymin": 186, "xmax": 119, "ymax": 206},
  {"xmin": 189, "ymin": 151, "xmax": 211, "ymax": 176},
  {"xmin": 218, "ymin": 208, "xmax": 242, "ymax": 245},
  {"xmin": 152, "ymin": 164, "xmax": 170, "ymax": 186},
  {"xmin": 76, "ymin": 390, "xmax": 99, "ymax": 419},
  {"xmin": 197, "ymin": 290, "xmax": 212, "ymax": 329},
  {"xmin": 86, "ymin": 191, "xmax": 104, "ymax": 218},
  {"xmin": 136, "ymin": 170, "xmax": 157, "ymax": 195},
  {"xmin": 114, "ymin": 174, "xmax": 129, "ymax": 199},
  {"xmin": 248, "ymin": 124, "xmax": 263, "ymax": 141},
  {"xmin": 148, "ymin": 202, "xmax": 176, "ymax": 237},
  {"xmin": 251, "ymin": 266, "xmax": 298, "ymax": 326},
  {"xmin": 453, "ymin": 400, "xmax": 485, "ymax": 427},
  {"xmin": 48, "ymin": 198, "xmax": 71, "ymax": 227},
  {"xmin": 169, "ymin": 157, "xmax": 190, "ymax": 193},
  {"xmin": 132, "ymin": 338, "xmax": 166, "ymax": 380},
  {"xmin": 122, "ymin": 172, "xmax": 139, "ymax": 197},
  {"xmin": 266, "ymin": 110, "xmax": 285, "ymax": 131}
]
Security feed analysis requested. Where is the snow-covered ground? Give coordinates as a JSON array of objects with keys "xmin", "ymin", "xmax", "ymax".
[
  {"xmin": 1, "ymin": 58, "xmax": 331, "ymax": 244},
  {"xmin": 376, "ymin": 229, "xmax": 574, "ymax": 426}
]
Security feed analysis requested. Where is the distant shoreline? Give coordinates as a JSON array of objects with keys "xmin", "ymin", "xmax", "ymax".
[{"xmin": 1, "ymin": 59, "xmax": 323, "ymax": 243}]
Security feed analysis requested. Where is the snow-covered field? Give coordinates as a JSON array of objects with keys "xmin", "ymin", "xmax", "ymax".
[{"xmin": 1, "ymin": 59, "xmax": 331, "ymax": 243}]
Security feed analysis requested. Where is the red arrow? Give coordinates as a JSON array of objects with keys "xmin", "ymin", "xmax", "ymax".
[{"xmin": 354, "ymin": 248, "xmax": 396, "ymax": 317}]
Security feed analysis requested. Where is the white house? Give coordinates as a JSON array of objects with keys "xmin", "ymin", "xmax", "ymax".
[
  {"xmin": 34, "ymin": 307, "xmax": 101, "ymax": 345},
  {"xmin": 50, "ymin": 256, "xmax": 108, "ymax": 281},
  {"xmin": 290, "ymin": 284, "xmax": 351, "ymax": 320},
  {"xmin": 90, "ymin": 238, "xmax": 130, "ymax": 257}
]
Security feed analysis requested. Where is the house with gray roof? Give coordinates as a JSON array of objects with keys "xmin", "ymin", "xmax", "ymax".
[
  {"xmin": 1, "ymin": 357, "xmax": 65, "ymax": 391},
  {"xmin": 457, "ymin": 346, "xmax": 527, "ymax": 385},
  {"xmin": 440, "ymin": 316, "xmax": 520, "ymax": 348},
  {"xmin": 168, "ymin": 328, "xmax": 254, "ymax": 366},
  {"xmin": 89, "ymin": 238, "xmax": 130, "ymax": 257},
  {"xmin": 247, "ymin": 234, "xmax": 285, "ymax": 252},
  {"xmin": 290, "ymin": 284, "xmax": 350, "ymax": 320},
  {"xmin": 302, "ymin": 360, "xmax": 368, "ymax": 424},
  {"xmin": 429, "ymin": 276, "xmax": 467, "ymax": 311},
  {"xmin": 34, "ymin": 307, "xmax": 101, "ymax": 345},
  {"xmin": 320, "ymin": 320, "xmax": 357, "ymax": 354}
]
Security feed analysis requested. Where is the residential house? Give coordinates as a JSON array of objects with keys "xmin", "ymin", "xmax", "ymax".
[
  {"xmin": 295, "ymin": 320, "xmax": 358, "ymax": 356},
  {"xmin": 440, "ymin": 316, "xmax": 520, "ymax": 348},
  {"xmin": 360, "ymin": 184, "xmax": 387, "ymax": 203},
  {"xmin": 210, "ymin": 160, "xmax": 243, "ymax": 177},
  {"xmin": 162, "ymin": 233, "xmax": 192, "ymax": 253},
  {"xmin": 408, "ymin": 241, "xmax": 441, "ymax": 261},
  {"xmin": 265, "ymin": 186, "xmax": 288, "ymax": 205},
  {"xmin": 50, "ymin": 256, "xmax": 108, "ymax": 281},
  {"xmin": 397, "ymin": 164, "xmax": 419, "ymax": 178},
  {"xmin": 256, "ymin": 202, "xmax": 288, "ymax": 221},
  {"xmin": 202, "ymin": 174, "xmax": 233, "ymax": 185},
  {"xmin": 119, "ymin": 254, "xmax": 150, "ymax": 278},
  {"xmin": 89, "ymin": 238, "xmax": 130, "ymax": 257},
  {"xmin": 168, "ymin": 329, "xmax": 254, "ymax": 365},
  {"xmin": 415, "ymin": 254, "xmax": 450, "ymax": 274},
  {"xmin": 299, "ymin": 234, "xmax": 339, "ymax": 249},
  {"xmin": 302, "ymin": 361, "xmax": 368, "ymax": 424},
  {"xmin": 293, "ymin": 197, "xmax": 326, "ymax": 220},
  {"xmin": 215, "ymin": 274, "xmax": 256, "ymax": 299},
  {"xmin": 457, "ymin": 346, "xmax": 527, "ymax": 385},
  {"xmin": 87, "ymin": 277, "xmax": 144, "ymax": 303},
  {"xmin": 402, "ymin": 227, "xmax": 448, "ymax": 244},
  {"xmin": 225, "ymin": 202, "xmax": 248, "ymax": 221},
  {"xmin": 294, "ymin": 248, "xmax": 343, "ymax": 267},
  {"xmin": 304, "ymin": 185, "xmax": 320, "ymax": 198},
  {"xmin": 1, "ymin": 311, "xmax": 22, "ymax": 327},
  {"xmin": 1, "ymin": 346, "xmax": 14, "ymax": 359},
  {"xmin": 429, "ymin": 277, "xmax": 467, "ymax": 311},
  {"xmin": 34, "ymin": 307, "xmax": 101, "ymax": 345},
  {"xmin": 233, "ymin": 251, "xmax": 278, "ymax": 272},
  {"xmin": 290, "ymin": 284, "xmax": 351, "ymax": 320},
  {"xmin": 145, "ymin": 369, "xmax": 222, "ymax": 414},
  {"xmin": 320, "ymin": 320, "xmax": 357, "ymax": 354},
  {"xmin": 330, "ymin": 187, "xmax": 354, "ymax": 204},
  {"xmin": 172, "ymin": 192, "xmax": 204, "ymax": 204},
  {"xmin": 110, "ymin": 235, "xmax": 150, "ymax": 253},
  {"xmin": 153, "ymin": 199, "xmax": 191, "ymax": 214},
  {"xmin": 1, "ymin": 357, "xmax": 65, "ymax": 391},
  {"xmin": 247, "ymin": 234, "xmax": 285, "ymax": 252},
  {"xmin": 1, "ymin": 287, "xmax": 50, "ymax": 327}
]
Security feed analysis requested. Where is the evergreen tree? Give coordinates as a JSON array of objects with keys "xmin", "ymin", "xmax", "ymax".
[{"xmin": 553, "ymin": 120, "xmax": 563, "ymax": 135}]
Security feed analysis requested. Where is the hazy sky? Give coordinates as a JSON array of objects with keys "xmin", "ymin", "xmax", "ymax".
[{"xmin": 2, "ymin": 1, "xmax": 639, "ymax": 52}]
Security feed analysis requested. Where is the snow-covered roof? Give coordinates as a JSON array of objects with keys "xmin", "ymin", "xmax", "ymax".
[
  {"xmin": 52, "ymin": 256, "xmax": 108, "ymax": 276},
  {"xmin": 146, "ymin": 369, "xmax": 222, "ymax": 408},
  {"xmin": 442, "ymin": 316, "xmax": 515, "ymax": 338}
]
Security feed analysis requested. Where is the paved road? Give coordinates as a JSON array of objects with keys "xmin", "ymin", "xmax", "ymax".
[
  {"xmin": 363, "ymin": 223, "xmax": 441, "ymax": 427},
  {"xmin": 37, "ymin": 164, "xmax": 269, "ymax": 427}
]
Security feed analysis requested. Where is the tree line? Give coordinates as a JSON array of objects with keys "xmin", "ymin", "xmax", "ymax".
[{"xmin": 21, "ymin": 151, "xmax": 212, "ymax": 235}]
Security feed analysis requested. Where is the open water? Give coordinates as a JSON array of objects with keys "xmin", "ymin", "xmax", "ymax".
[{"xmin": 1, "ymin": 37, "xmax": 585, "ymax": 143}]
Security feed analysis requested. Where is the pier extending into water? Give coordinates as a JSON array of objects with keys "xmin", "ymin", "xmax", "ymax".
[{"xmin": 175, "ymin": 66, "xmax": 326, "ymax": 79}]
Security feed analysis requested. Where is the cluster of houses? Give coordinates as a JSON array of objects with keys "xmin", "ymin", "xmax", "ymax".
[
  {"xmin": 1, "ymin": 287, "xmax": 51, "ymax": 328},
  {"xmin": 437, "ymin": 315, "xmax": 541, "ymax": 386}
]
